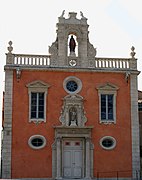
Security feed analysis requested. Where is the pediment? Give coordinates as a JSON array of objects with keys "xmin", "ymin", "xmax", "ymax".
[
  {"xmin": 26, "ymin": 80, "xmax": 50, "ymax": 88},
  {"xmin": 63, "ymin": 94, "xmax": 83, "ymax": 101},
  {"xmin": 97, "ymin": 83, "xmax": 119, "ymax": 91}
]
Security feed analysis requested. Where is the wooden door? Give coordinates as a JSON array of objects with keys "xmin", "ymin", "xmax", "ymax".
[{"xmin": 63, "ymin": 139, "xmax": 83, "ymax": 178}]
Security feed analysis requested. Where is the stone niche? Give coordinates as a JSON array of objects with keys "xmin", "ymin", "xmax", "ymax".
[{"xmin": 59, "ymin": 94, "xmax": 87, "ymax": 127}]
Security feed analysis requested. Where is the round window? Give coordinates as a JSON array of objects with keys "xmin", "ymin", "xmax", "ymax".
[
  {"xmin": 66, "ymin": 81, "xmax": 78, "ymax": 92},
  {"xmin": 63, "ymin": 76, "xmax": 82, "ymax": 94},
  {"xmin": 28, "ymin": 135, "xmax": 46, "ymax": 150},
  {"xmin": 100, "ymin": 136, "xmax": 116, "ymax": 150}
]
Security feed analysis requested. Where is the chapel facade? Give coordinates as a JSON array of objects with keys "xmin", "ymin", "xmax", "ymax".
[{"xmin": 1, "ymin": 11, "xmax": 140, "ymax": 179}]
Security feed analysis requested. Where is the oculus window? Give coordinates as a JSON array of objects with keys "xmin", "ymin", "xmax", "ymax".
[
  {"xmin": 63, "ymin": 76, "xmax": 82, "ymax": 94},
  {"xmin": 66, "ymin": 81, "xmax": 78, "ymax": 92},
  {"xmin": 28, "ymin": 135, "xmax": 46, "ymax": 150},
  {"xmin": 100, "ymin": 136, "xmax": 116, "ymax": 150}
]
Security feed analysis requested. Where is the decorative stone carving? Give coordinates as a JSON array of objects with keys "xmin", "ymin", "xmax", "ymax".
[
  {"xmin": 7, "ymin": 41, "xmax": 13, "ymax": 53},
  {"xmin": 87, "ymin": 41, "xmax": 97, "ymax": 58},
  {"xmin": 26, "ymin": 80, "xmax": 50, "ymax": 90},
  {"xmin": 80, "ymin": 11, "xmax": 87, "ymax": 20},
  {"xmin": 59, "ymin": 94, "xmax": 87, "ymax": 127},
  {"xmin": 49, "ymin": 38, "xmax": 58, "ymax": 65},
  {"xmin": 26, "ymin": 80, "xmax": 50, "ymax": 123},
  {"xmin": 97, "ymin": 82, "xmax": 119, "ymax": 124},
  {"xmin": 60, "ymin": 10, "xmax": 65, "ymax": 18},
  {"xmin": 97, "ymin": 82, "xmax": 119, "ymax": 92},
  {"xmin": 130, "ymin": 46, "xmax": 137, "ymax": 70},
  {"xmin": 16, "ymin": 67, "xmax": 22, "ymax": 82},
  {"xmin": 6, "ymin": 41, "xmax": 14, "ymax": 64},
  {"xmin": 87, "ymin": 41, "xmax": 97, "ymax": 67},
  {"xmin": 130, "ymin": 46, "xmax": 136, "ymax": 58}
]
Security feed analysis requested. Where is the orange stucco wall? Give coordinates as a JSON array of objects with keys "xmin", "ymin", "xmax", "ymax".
[{"xmin": 11, "ymin": 70, "xmax": 132, "ymax": 178}]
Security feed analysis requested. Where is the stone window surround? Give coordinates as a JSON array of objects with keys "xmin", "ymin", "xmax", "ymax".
[
  {"xmin": 26, "ymin": 80, "xmax": 50, "ymax": 123},
  {"xmin": 63, "ymin": 76, "xmax": 82, "ymax": 94},
  {"xmin": 97, "ymin": 83, "xmax": 119, "ymax": 124},
  {"xmin": 100, "ymin": 136, "xmax": 116, "ymax": 150},
  {"xmin": 28, "ymin": 135, "xmax": 46, "ymax": 150}
]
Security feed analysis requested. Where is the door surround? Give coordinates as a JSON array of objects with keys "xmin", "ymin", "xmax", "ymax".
[{"xmin": 52, "ymin": 126, "xmax": 94, "ymax": 179}]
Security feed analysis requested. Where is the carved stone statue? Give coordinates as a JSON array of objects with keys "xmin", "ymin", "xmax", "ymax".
[
  {"xmin": 69, "ymin": 35, "xmax": 76, "ymax": 52},
  {"xmin": 69, "ymin": 107, "xmax": 77, "ymax": 126}
]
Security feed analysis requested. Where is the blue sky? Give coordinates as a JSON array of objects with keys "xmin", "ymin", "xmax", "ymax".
[{"xmin": 0, "ymin": 0, "xmax": 142, "ymax": 125}]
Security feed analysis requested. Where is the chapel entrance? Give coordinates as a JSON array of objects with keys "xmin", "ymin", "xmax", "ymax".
[
  {"xmin": 63, "ymin": 139, "xmax": 83, "ymax": 179},
  {"xmin": 52, "ymin": 127, "xmax": 94, "ymax": 179}
]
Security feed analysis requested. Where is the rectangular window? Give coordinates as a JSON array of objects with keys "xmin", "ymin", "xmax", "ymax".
[
  {"xmin": 31, "ymin": 92, "xmax": 44, "ymax": 119},
  {"xmin": 101, "ymin": 94, "xmax": 114, "ymax": 120},
  {"xmin": 139, "ymin": 102, "xmax": 142, "ymax": 111}
]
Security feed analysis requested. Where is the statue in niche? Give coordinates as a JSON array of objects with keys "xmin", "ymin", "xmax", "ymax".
[
  {"xmin": 69, "ymin": 107, "xmax": 77, "ymax": 126},
  {"xmin": 69, "ymin": 35, "xmax": 76, "ymax": 52}
]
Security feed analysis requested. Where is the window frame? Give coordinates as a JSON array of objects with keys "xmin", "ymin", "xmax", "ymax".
[
  {"xmin": 101, "ymin": 94, "xmax": 114, "ymax": 121},
  {"xmin": 97, "ymin": 83, "xmax": 119, "ymax": 124},
  {"xmin": 100, "ymin": 136, "xmax": 116, "ymax": 150},
  {"xmin": 63, "ymin": 76, "xmax": 82, "ymax": 94},
  {"xmin": 28, "ymin": 135, "xmax": 46, "ymax": 150},
  {"xmin": 138, "ymin": 100, "xmax": 142, "ymax": 111},
  {"xmin": 26, "ymin": 80, "xmax": 50, "ymax": 123},
  {"xmin": 30, "ymin": 92, "xmax": 45, "ymax": 119}
]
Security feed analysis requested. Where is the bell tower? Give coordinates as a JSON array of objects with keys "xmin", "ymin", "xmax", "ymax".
[{"xmin": 49, "ymin": 11, "xmax": 96, "ymax": 67}]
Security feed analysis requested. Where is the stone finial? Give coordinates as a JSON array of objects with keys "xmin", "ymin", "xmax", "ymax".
[
  {"xmin": 69, "ymin": 12, "xmax": 77, "ymax": 19},
  {"xmin": 7, "ymin": 41, "xmax": 13, "ymax": 53},
  {"xmin": 80, "ymin": 11, "xmax": 87, "ymax": 19},
  {"xmin": 130, "ymin": 46, "xmax": 136, "ymax": 58},
  {"xmin": 60, "ymin": 10, "xmax": 65, "ymax": 18}
]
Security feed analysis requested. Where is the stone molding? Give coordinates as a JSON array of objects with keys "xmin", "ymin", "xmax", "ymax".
[
  {"xmin": 28, "ymin": 135, "xmax": 46, "ymax": 150},
  {"xmin": 1, "ymin": 70, "xmax": 13, "ymax": 178},
  {"xmin": 97, "ymin": 82, "xmax": 119, "ymax": 124},
  {"xmin": 130, "ymin": 74, "xmax": 140, "ymax": 178},
  {"xmin": 59, "ymin": 94, "xmax": 87, "ymax": 127},
  {"xmin": 63, "ymin": 76, "xmax": 82, "ymax": 94},
  {"xmin": 26, "ymin": 80, "xmax": 50, "ymax": 123},
  {"xmin": 52, "ymin": 126, "xmax": 94, "ymax": 179}
]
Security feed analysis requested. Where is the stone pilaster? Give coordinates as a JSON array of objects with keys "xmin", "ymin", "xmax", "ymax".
[
  {"xmin": 56, "ymin": 137, "xmax": 62, "ymax": 179},
  {"xmin": 1, "ymin": 70, "xmax": 13, "ymax": 178},
  {"xmin": 85, "ymin": 137, "xmax": 91, "ymax": 179},
  {"xmin": 130, "ymin": 74, "xmax": 140, "ymax": 178}
]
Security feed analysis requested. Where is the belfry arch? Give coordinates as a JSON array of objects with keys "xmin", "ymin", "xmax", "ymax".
[
  {"xmin": 68, "ymin": 34, "xmax": 78, "ymax": 56},
  {"xmin": 49, "ymin": 11, "xmax": 96, "ymax": 67}
]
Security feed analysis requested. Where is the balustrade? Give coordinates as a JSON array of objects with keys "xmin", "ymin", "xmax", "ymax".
[
  {"xmin": 5, "ymin": 41, "xmax": 137, "ymax": 70},
  {"xmin": 6, "ymin": 53, "xmax": 136, "ymax": 70},
  {"xmin": 13, "ymin": 54, "xmax": 51, "ymax": 66},
  {"xmin": 94, "ymin": 58, "xmax": 130, "ymax": 69}
]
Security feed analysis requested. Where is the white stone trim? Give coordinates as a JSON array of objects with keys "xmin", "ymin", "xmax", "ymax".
[
  {"xmin": 63, "ymin": 76, "xmax": 82, "ymax": 94},
  {"xmin": 130, "ymin": 74, "xmax": 140, "ymax": 178},
  {"xmin": 28, "ymin": 135, "xmax": 46, "ymax": 150},
  {"xmin": 1, "ymin": 70, "xmax": 13, "ymax": 178},
  {"xmin": 97, "ymin": 83, "xmax": 119, "ymax": 124},
  {"xmin": 100, "ymin": 136, "xmax": 116, "ymax": 150},
  {"xmin": 26, "ymin": 80, "xmax": 50, "ymax": 123},
  {"xmin": 52, "ymin": 126, "xmax": 94, "ymax": 179}
]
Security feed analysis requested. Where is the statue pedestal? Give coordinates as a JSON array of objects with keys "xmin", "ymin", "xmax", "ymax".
[
  {"xmin": 70, "ymin": 120, "xmax": 77, "ymax": 126},
  {"xmin": 69, "ymin": 52, "xmax": 76, "ymax": 57}
]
